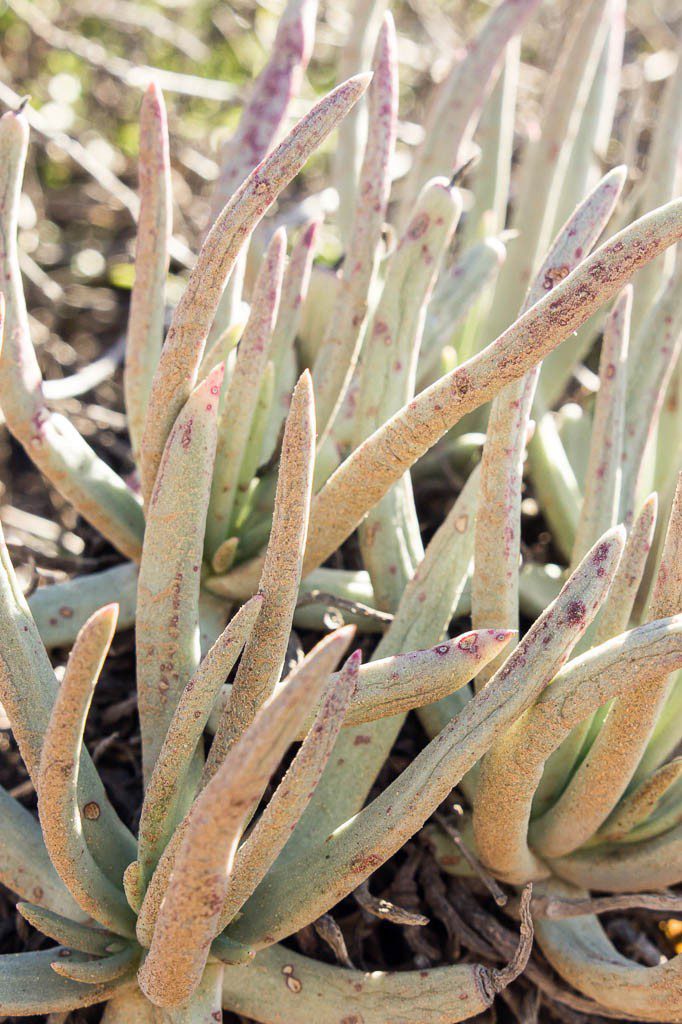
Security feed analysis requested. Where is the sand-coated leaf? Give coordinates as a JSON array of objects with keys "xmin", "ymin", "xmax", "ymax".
[
  {"xmin": 225, "ymin": 530, "xmax": 623, "ymax": 949},
  {"xmin": 205, "ymin": 230, "xmax": 286, "ymax": 558},
  {"xmin": 136, "ymin": 364, "xmax": 224, "ymax": 784},
  {"xmin": 207, "ymin": 0, "xmax": 318, "ymax": 227},
  {"xmin": 401, "ymin": 0, "xmax": 541, "ymax": 213},
  {"xmin": 215, "ymin": 196, "xmax": 682, "ymax": 599},
  {"xmin": 219, "ymin": 940, "xmax": 497, "ymax": 1023},
  {"xmin": 261, "ymin": 220, "xmax": 319, "ymax": 464},
  {"xmin": 313, "ymin": 15, "xmax": 398, "ymax": 438},
  {"xmin": 0, "ymin": 949, "xmax": 132, "ymax": 1015},
  {"xmin": 482, "ymin": 0, "xmax": 610, "ymax": 346},
  {"xmin": 139, "ymin": 73, "xmax": 370, "ymax": 499},
  {"xmin": 535, "ymin": 881, "xmax": 682, "ymax": 1023},
  {"xmin": 303, "ymin": 629, "xmax": 514, "ymax": 732},
  {"xmin": 550, "ymin": 0, "xmax": 625, "ymax": 233},
  {"xmin": 473, "ymin": 167, "xmax": 626, "ymax": 688},
  {"xmin": 534, "ymin": 492, "xmax": 658, "ymax": 814},
  {"xmin": 571, "ymin": 286, "xmax": 631, "ymax": 563},
  {"xmin": 137, "ymin": 631, "xmax": 344, "ymax": 1008},
  {"xmin": 218, "ymin": 646, "xmax": 361, "ymax": 929},
  {"xmin": 38, "ymin": 605, "xmax": 136, "ymax": 936},
  {"xmin": 471, "ymin": 527, "xmax": 624, "ymax": 877},
  {"xmin": 17, "ymin": 903, "xmax": 122, "ymax": 956},
  {"xmin": 0, "ymin": 529, "xmax": 135, "ymax": 880},
  {"xmin": 124, "ymin": 83, "xmax": 172, "ymax": 466},
  {"xmin": 135, "ymin": 628, "xmax": 354, "ymax": 950},
  {"xmin": 271, "ymin": 467, "xmax": 480, "ymax": 866},
  {"xmin": 0, "ymin": 113, "xmax": 145, "ymax": 560},
  {"xmin": 136, "ymin": 595, "xmax": 262, "ymax": 888},
  {"xmin": 51, "ymin": 945, "xmax": 139, "ymax": 984},
  {"xmin": 0, "ymin": 788, "xmax": 82, "ymax": 920},
  {"xmin": 533, "ymin": 475, "xmax": 682, "ymax": 858},
  {"xmin": 597, "ymin": 757, "xmax": 682, "ymax": 843},
  {"xmin": 355, "ymin": 178, "xmax": 461, "ymax": 610},
  {"xmin": 204, "ymin": 371, "xmax": 315, "ymax": 776},
  {"xmin": 420, "ymin": 235, "xmax": 507, "ymax": 383},
  {"xmin": 475, "ymin": 615, "xmax": 682, "ymax": 884},
  {"xmin": 332, "ymin": 0, "xmax": 389, "ymax": 242},
  {"xmin": 620, "ymin": 260, "xmax": 682, "ymax": 524}
]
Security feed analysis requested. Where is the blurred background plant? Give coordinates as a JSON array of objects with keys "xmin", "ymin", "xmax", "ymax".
[{"xmin": 0, "ymin": 1, "xmax": 681, "ymax": 1022}]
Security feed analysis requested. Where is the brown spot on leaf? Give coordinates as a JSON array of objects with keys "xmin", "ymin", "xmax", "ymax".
[
  {"xmin": 281, "ymin": 965, "xmax": 302, "ymax": 993},
  {"xmin": 181, "ymin": 417, "xmax": 194, "ymax": 450},
  {"xmin": 565, "ymin": 599, "xmax": 586, "ymax": 627},
  {"xmin": 457, "ymin": 633, "xmax": 479, "ymax": 654},
  {"xmin": 407, "ymin": 212, "xmax": 430, "ymax": 240}
]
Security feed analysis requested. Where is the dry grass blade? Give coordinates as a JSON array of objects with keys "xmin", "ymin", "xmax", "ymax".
[
  {"xmin": 354, "ymin": 879, "xmax": 429, "ymax": 926},
  {"xmin": 534, "ymin": 890, "xmax": 682, "ymax": 920},
  {"xmin": 489, "ymin": 884, "xmax": 534, "ymax": 994}
]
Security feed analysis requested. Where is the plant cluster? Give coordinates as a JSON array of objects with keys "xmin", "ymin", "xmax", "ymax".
[{"xmin": 0, "ymin": 0, "xmax": 681, "ymax": 1021}]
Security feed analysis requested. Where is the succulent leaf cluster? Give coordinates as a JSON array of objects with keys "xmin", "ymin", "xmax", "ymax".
[{"xmin": 0, "ymin": 0, "xmax": 681, "ymax": 1021}]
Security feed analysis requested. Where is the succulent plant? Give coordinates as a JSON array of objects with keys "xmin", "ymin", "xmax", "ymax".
[{"xmin": 0, "ymin": 0, "xmax": 681, "ymax": 1021}]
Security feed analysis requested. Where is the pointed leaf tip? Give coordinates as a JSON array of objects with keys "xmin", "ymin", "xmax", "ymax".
[
  {"xmin": 203, "ymin": 359, "xmax": 226, "ymax": 393},
  {"xmin": 347, "ymin": 647, "xmax": 363, "ymax": 667},
  {"xmin": 92, "ymin": 602, "xmax": 120, "ymax": 631},
  {"xmin": 144, "ymin": 79, "xmax": 162, "ymax": 101},
  {"xmin": 353, "ymin": 71, "xmax": 373, "ymax": 90}
]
